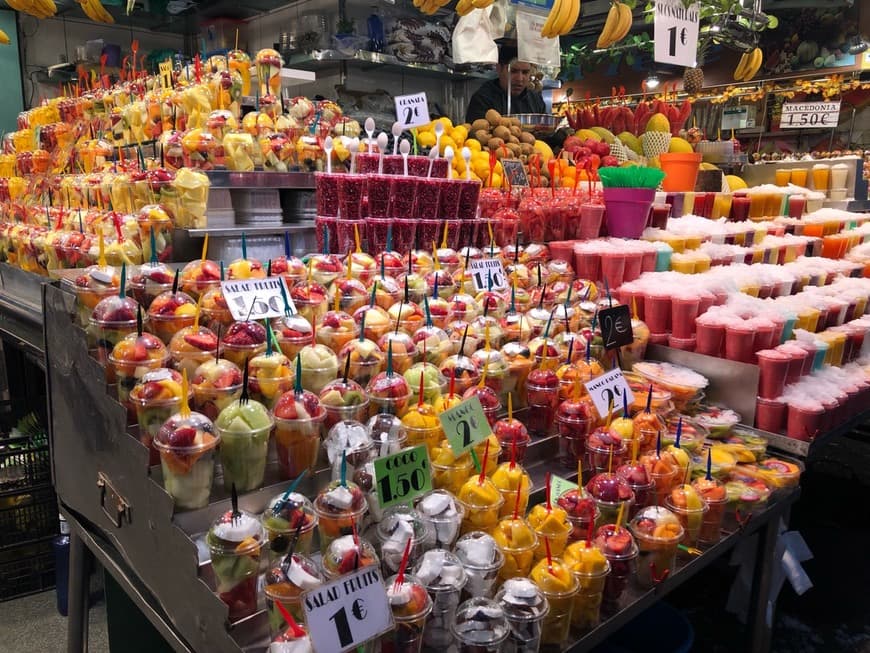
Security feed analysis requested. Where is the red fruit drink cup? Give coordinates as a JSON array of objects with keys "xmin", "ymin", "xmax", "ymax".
[
  {"xmin": 389, "ymin": 176, "xmax": 419, "ymax": 219},
  {"xmin": 670, "ymin": 293, "xmax": 700, "ymax": 339},
  {"xmin": 644, "ymin": 290, "xmax": 672, "ymax": 334},
  {"xmin": 414, "ymin": 177, "xmax": 443, "ymax": 220},
  {"xmin": 756, "ymin": 349, "xmax": 790, "ymax": 399},
  {"xmin": 786, "ymin": 401, "xmax": 824, "ymax": 441},
  {"xmin": 339, "ymin": 175, "xmax": 367, "ymax": 220},
  {"xmin": 755, "ymin": 397, "xmax": 786, "ymax": 433},
  {"xmin": 315, "ymin": 172, "xmax": 342, "ymax": 217},
  {"xmin": 724, "ymin": 322, "xmax": 757, "ymax": 363}
]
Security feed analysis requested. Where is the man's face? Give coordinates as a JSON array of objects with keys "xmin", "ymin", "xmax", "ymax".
[{"xmin": 498, "ymin": 62, "xmax": 532, "ymax": 96}]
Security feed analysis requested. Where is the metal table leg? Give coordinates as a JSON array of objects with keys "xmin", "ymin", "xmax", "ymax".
[
  {"xmin": 67, "ymin": 529, "xmax": 92, "ymax": 653},
  {"xmin": 748, "ymin": 506, "xmax": 782, "ymax": 653}
]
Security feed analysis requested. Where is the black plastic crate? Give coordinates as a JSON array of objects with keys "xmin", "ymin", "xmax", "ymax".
[
  {"xmin": 0, "ymin": 434, "xmax": 50, "ymax": 493},
  {"xmin": 0, "ymin": 487, "xmax": 58, "ymax": 549},
  {"xmin": 0, "ymin": 538, "xmax": 55, "ymax": 601}
]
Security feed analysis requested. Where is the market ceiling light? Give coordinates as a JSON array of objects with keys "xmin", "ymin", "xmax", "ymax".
[{"xmin": 645, "ymin": 74, "xmax": 660, "ymax": 89}]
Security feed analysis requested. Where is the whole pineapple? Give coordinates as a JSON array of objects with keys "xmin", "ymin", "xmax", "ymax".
[{"xmin": 683, "ymin": 66, "xmax": 704, "ymax": 94}]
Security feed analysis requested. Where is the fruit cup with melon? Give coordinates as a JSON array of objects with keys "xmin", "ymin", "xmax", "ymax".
[
  {"xmin": 492, "ymin": 514, "xmax": 538, "ymax": 583},
  {"xmin": 89, "ymin": 293, "xmax": 141, "ymax": 367},
  {"xmin": 154, "ymin": 408, "xmax": 219, "ymax": 510},
  {"xmin": 191, "ymin": 358, "xmax": 244, "ymax": 421},
  {"xmin": 180, "ymin": 258, "xmax": 221, "ymax": 299},
  {"xmin": 664, "ymin": 484, "xmax": 708, "ymax": 549},
  {"xmin": 307, "ymin": 254, "xmax": 343, "ymax": 288},
  {"xmin": 458, "ymin": 469, "xmax": 504, "ymax": 536},
  {"xmin": 470, "ymin": 349, "xmax": 509, "ymax": 411},
  {"xmin": 74, "ymin": 264, "xmax": 120, "ymax": 327},
  {"xmin": 368, "ymin": 276, "xmax": 403, "ymax": 312},
  {"xmin": 206, "ymin": 509, "xmax": 264, "ymax": 620},
  {"xmin": 321, "ymin": 533, "xmax": 380, "ymax": 582},
  {"xmin": 628, "ymin": 506, "xmax": 684, "ymax": 588},
  {"xmin": 352, "ymin": 302, "xmax": 392, "ymax": 343},
  {"xmin": 339, "ymin": 336, "xmax": 384, "ymax": 389},
  {"xmin": 319, "ymin": 376, "xmax": 369, "ymax": 433},
  {"xmin": 221, "ymin": 320, "xmax": 267, "ymax": 369},
  {"xmin": 366, "ymin": 348, "xmax": 412, "ymax": 418},
  {"xmin": 563, "ymin": 541, "xmax": 610, "ymax": 631},
  {"xmin": 200, "ymin": 286, "xmax": 235, "ymax": 334},
  {"xmin": 424, "ymin": 294, "xmax": 453, "ymax": 331},
  {"xmin": 378, "ymin": 331, "xmax": 419, "ymax": 377},
  {"xmin": 411, "ymin": 322, "xmax": 453, "ymax": 369},
  {"xmin": 439, "ymin": 351, "xmax": 480, "ymax": 398},
  {"xmin": 529, "ymin": 555, "xmax": 579, "ymax": 646},
  {"xmin": 130, "ymin": 368, "xmax": 187, "ymax": 465},
  {"xmin": 272, "ymin": 314, "xmax": 313, "ymax": 361},
  {"xmin": 109, "ymin": 330, "xmax": 169, "ymax": 419},
  {"xmin": 313, "ymin": 481, "xmax": 369, "ymax": 555},
  {"xmin": 148, "ymin": 288, "xmax": 198, "ymax": 344},
  {"xmin": 491, "ymin": 462, "xmax": 532, "ymax": 518},
  {"xmin": 388, "ymin": 300, "xmax": 426, "ymax": 337},
  {"xmin": 291, "ymin": 280, "xmax": 328, "ymax": 328},
  {"xmin": 227, "ymin": 255, "xmax": 266, "ymax": 281},
  {"xmin": 169, "ymin": 325, "xmax": 219, "ymax": 379},
  {"xmin": 501, "ymin": 342, "xmax": 532, "ymax": 410},
  {"xmin": 263, "ymin": 552, "xmax": 323, "ymax": 631},
  {"xmin": 262, "ymin": 491, "xmax": 319, "ymax": 562},
  {"xmin": 500, "ymin": 310, "xmax": 534, "ymax": 346},
  {"xmin": 273, "ymin": 385, "xmax": 326, "ymax": 480},
  {"xmin": 331, "ymin": 277, "xmax": 369, "ymax": 314},
  {"xmin": 449, "ymin": 293, "xmax": 482, "ymax": 324},
  {"xmin": 129, "ymin": 262, "xmax": 174, "ymax": 310},
  {"xmin": 247, "ymin": 349, "xmax": 295, "ymax": 409},
  {"xmin": 586, "ymin": 473, "xmax": 635, "ymax": 527},
  {"xmin": 215, "ymin": 396, "xmax": 274, "ymax": 492},
  {"xmin": 270, "ymin": 254, "xmax": 307, "ymax": 288}
]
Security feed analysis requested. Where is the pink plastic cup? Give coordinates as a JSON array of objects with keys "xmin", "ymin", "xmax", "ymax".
[
  {"xmin": 368, "ymin": 174, "xmax": 393, "ymax": 219},
  {"xmin": 695, "ymin": 319, "xmax": 724, "ymax": 357},
  {"xmin": 644, "ymin": 291, "xmax": 672, "ymax": 334},
  {"xmin": 441, "ymin": 220, "xmax": 462, "ymax": 250},
  {"xmin": 650, "ymin": 204, "xmax": 671, "ymax": 229},
  {"xmin": 439, "ymin": 179, "xmax": 463, "ymax": 220},
  {"xmin": 670, "ymin": 296, "xmax": 700, "ymax": 339},
  {"xmin": 668, "ymin": 335, "xmax": 696, "ymax": 351},
  {"xmin": 339, "ymin": 175, "xmax": 367, "ymax": 220},
  {"xmin": 786, "ymin": 404, "xmax": 823, "ymax": 441},
  {"xmin": 457, "ymin": 180, "xmax": 481, "ymax": 220},
  {"xmin": 623, "ymin": 251, "xmax": 644, "ymax": 282},
  {"xmin": 389, "ymin": 176, "xmax": 419, "ymax": 219},
  {"xmin": 640, "ymin": 249, "xmax": 657, "ymax": 273},
  {"xmin": 753, "ymin": 321, "xmax": 776, "ymax": 352},
  {"xmin": 579, "ymin": 204, "xmax": 605, "ymax": 240},
  {"xmin": 600, "ymin": 251, "xmax": 626, "ymax": 289},
  {"xmin": 755, "ymin": 397, "xmax": 786, "ymax": 433},
  {"xmin": 315, "ymin": 172, "xmax": 342, "ymax": 217},
  {"xmin": 575, "ymin": 248, "xmax": 601, "ymax": 282},
  {"xmin": 756, "ymin": 349, "xmax": 790, "ymax": 399},
  {"xmin": 356, "ymin": 152, "xmax": 380, "ymax": 175},
  {"xmin": 382, "ymin": 155, "xmax": 404, "ymax": 175},
  {"xmin": 335, "ymin": 219, "xmax": 362, "ymax": 253},
  {"xmin": 724, "ymin": 323, "xmax": 756, "ymax": 363},
  {"xmin": 787, "ymin": 196, "xmax": 806, "ymax": 218},
  {"xmin": 413, "ymin": 177, "xmax": 442, "ymax": 220},
  {"xmin": 549, "ymin": 241, "xmax": 576, "ymax": 265},
  {"xmin": 415, "ymin": 219, "xmax": 441, "ymax": 250}
]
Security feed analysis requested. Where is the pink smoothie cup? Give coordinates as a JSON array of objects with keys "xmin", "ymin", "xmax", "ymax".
[
  {"xmin": 695, "ymin": 318, "xmax": 724, "ymax": 357},
  {"xmin": 644, "ymin": 291, "xmax": 672, "ymax": 334},
  {"xmin": 650, "ymin": 204, "xmax": 671, "ymax": 229},
  {"xmin": 670, "ymin": 295, "xmax": 700, "ymax": 339},
  {"xmin": 668, "ymin": 336, "xmax": 696, "ymax": 352},
  {"xmin": 640, "ymin": 249, "xmax": 657, "ymax": 273},
  {"xmin": 600, "ymin": 251, "xmax": 626, "ymax": 288},
  {"xmin": 756, "ymin": 349, "xmax": 790, "ymax": 399},
  {"xmin": 623, "ymin": 251, "xmax": 644, "ymax": 282},
  {"xmin": 786, "ymin": 404, "xmax": 823, "ymax": 441},
  {"xmin": 755, "ymin": 397, "xmax": 786, "ymax": 433},
  {"xmin": 575, "ymin": 246, "xmax": 601, "ymax": 282},
  {"xmin": 730, "ymin": 195, "xmax": 751, "ymax": 221},
  {"xmin": 724, "ymin": 323, "xmax": 756, "ymax": 363},
  {"xmin": 579, "ymin": 204, "xmax": 606, "ymax": 240}
]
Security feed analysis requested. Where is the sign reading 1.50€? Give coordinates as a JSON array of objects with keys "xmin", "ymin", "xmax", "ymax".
[{"xmin": 221, "ymin": 277, "xmax": 295, "ymax": 321}]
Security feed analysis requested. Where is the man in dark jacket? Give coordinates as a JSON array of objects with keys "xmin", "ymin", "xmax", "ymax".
[{"xmin": 465, "ymin": 45, "xmax": 546, "ymax": 123}]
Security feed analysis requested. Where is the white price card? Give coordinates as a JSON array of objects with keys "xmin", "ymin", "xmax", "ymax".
[
  {"xmin": 395, "ymin": 92, "xmax": 431, "ymax": 129},
  {"xmin": 654, "ymin": 0, "xmax": 700, "ymax": 68},
  {"xmin": 303, "ymin": 566, "xmax": 394, "ymax": 653},
  {"xmin": 469, "ymin": 258, "xmax": 508, "ymax": 292},
  {"xmin": 584, "ymin": 368, "xmax": 635, "ymax": 418},
  {"xmin": 220, "ymin": 276, "xmax": 295, "ymax": 321},
  {"xmin": 779, "ymin": 101, "xmax": 841, "ymax": 129}
]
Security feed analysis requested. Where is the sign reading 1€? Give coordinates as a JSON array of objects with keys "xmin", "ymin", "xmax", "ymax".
[{"xmin": 654, "ymin": 0, "xmax": 700, "ymax": 68}]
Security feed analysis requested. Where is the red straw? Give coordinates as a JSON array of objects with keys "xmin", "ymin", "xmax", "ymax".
[
  {"xmin": 545, "ymin": 472, "xmax": 552, "ymax": 512},
  {"xmin": 351, "ymin": 517, "xmax": 360, "ymax": 547},
  {"xmin": 448, "ymin": 373, "xmax": 455, "ymax": 399},
  {"xmin": 394, "ymin": 538, "xmax": 412, "ymax": 591},
  {"xmin": 418, "ymin": 370, "xmax": 425, "ymax": 409},
  {"xmin": 274, "ymin": 600, "xmax": 306, "ymax": 638},
  {"xmin": 545, "ymin": 536, "xmax": 554, "ymax": 574},
  {"xmin": 478, "ymin": 439, "xmax": 490, "ymax": 484},
  {"xmin": 512, "ymin": 476, "xmax": 523, "ymax": 519},
  {"xmin": 510, "ymin": 429, "xmax": 517, "ymax": 471}
]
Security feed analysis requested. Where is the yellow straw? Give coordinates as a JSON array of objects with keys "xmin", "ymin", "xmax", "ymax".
[
  {"xmin": 631, "ymin": 435, "xmax": 639, "ymax": 464},
  {"xmin": 346, "ymin": 251, "xmax": 353, "ymax": 279},
  {"xmin": 487, "ymin": 221, "xmax": 494, "ymax": 248},
  {"xmin": 616, "ymin": 500, "xmax": 626, "ymax": 527},
  {"xmin": 354, "ymin": 224, "xmax": 361, "ymax": 253},
  {"xmin": 432, "ymin": 242, "xmax": 440, "ymax": 271},
  {"xmin": 201, "ymin": 234, "xmax": 209, "ymax": 262},
  {"xmin": 334, "ymin": 286, "xmax": 341, "ymax": 312},
  {"xmin": 307, "ymin": 259, "xmax": 313, "ymax": 283},
  {"xmin": 180, "ymin": 369, "xmax": 191, "ymax": 418},
  {"xmin": 631, "ymin": 296, "xmax": 638, "ymax": 320},
  {"xmin": 98, "ymin": 232, "xmax": 106, "ymax": 268},
  {"xmin": 606, "ymin": 397, "xmax": 613, "ymax": 428},
  {"xmin": 573, "ymin": 377, "xmax": 581, "ymax": 402},
  {"xmin": 478, "ymin": 358, "xmax": 488, "ymax": 388},
  {"xmin": 193, "ymin": 294, "xmax": 202, "ymax": 330},
  {"xmin": 507, "ymin": 392, "xmax": 513, "ymax": 421},
  {"xmin": 441, "ymin": 222, "xmax": 448, "ymax": 249},
  {"xmin": 577, "ymin": 459, "xmax": 582, "ymax": 490},
  {"xmin": 484, "ymin": 323, "xmax": 491, "ymax": 352}
]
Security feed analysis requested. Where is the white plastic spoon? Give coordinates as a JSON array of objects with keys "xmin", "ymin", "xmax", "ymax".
[{"xmin": 365, "ymin": 117, "xmax": 375, "ymax": 154}]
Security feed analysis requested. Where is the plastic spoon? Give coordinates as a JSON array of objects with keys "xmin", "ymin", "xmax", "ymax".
[
  {"xmin": 324, "ymin": 136, "xmax": 333, "ymax": 174},
  {"xmin": 400, "ymin": 139, "xmax": 410, "ymax": 176},
  {"xmin": 391, "ymin": 121, "xmax": 402, "ymax": 155},
  {"xmin": 433, "ymin": 121, "xmax": 444, "ymax": 157},
  {"xmin": 462, "ymin": 146, "xmax": 472, "ymax": 181},
  {"xmin": 443, "ymin": 146, "xmax": 454, "ymax": 179},
  {"xmin": 427, "ymin": 147, "xmax": 438, "ymax": 178},
  {"xmin": 377, "ymin": 132, "xmax": 389, "ymax": 174},
  {"xmin": 365, "ymin": 117, "xmax": 376, "ymax": 153},
  {"xmin": 348, "ymin": 137, "xmax": 360, "ymax": 175}
]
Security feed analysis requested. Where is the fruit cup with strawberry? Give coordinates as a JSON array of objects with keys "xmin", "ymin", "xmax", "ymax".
[
  {"xmin": 377, "ymin": 331, "xmax": 419, "ymax": 377},
  {"xmin": 321, "ymin": 532, "xmax": 379, "ymax": 581},
  {"xmin": 206, "ymin": 508, "xmax": 264, "ymax": 621},
  {"xmin": 313, "ymin": 480, "xmax": 369, "ymax": 555},
  {"xmin": 169, "ymin": 325, "xmax": 219, "ymax": 379},
  {"xmin": 129, "ymin": 262, "xmax": 174, "ymax": 310},
  {"xmin": 129, "ymin": 368, "xmax": 188, "ymax": 466},
  {"xmin": 615, "ymin": 461, "xmax": 655, "ymax": 518},
  {"xmin": 586, "ymin": 473, "xmax": 635, "ymax": 527},
  {"xmin": 315, "ymin": 309, "xmax": 357, "ymax": 355},
  {"xmin": 191, "ymin": 358, "xmax": 244, "ymax": 421},
  {"xmin": 136, "ymin": 205, "xmax": 174, "ymax": 263},
  {"xmin": 109, "ymin": 330, "xmax": 169, "ymax": 419},
  {"xmin": 291, "ymin": 279, "xmax": 328, "ymax": 328},
  {"xmin": 628, "ymin": 506, "xmax": 684, "ymax": 589},
  {"xmin": 366, "ymin": 344, "xmax": 412, "ymax": 418},
  {"xmin": 200, "ymin": 286, "xmax": 235, "ymax": 334},
  {"xmin": 319, "ymin": 374, "xmax": 369, "ymax": 433},
  {"xmin": 221, "ymin": 320, "xmax": 267, "ymax": 369},
  {"xmin": 180, "ymin": 258, "xmax": 221, "ymax": 299},
  {"xmin": 557, "ymin": 488, "xmax": 600, "ymax": 543},
  {"xmin": 272, "ymin": 314, "xmax": 313, "ymax": 361},
  {"xmin": 593, "ymin": 523, "xmax": 638, "ymax": 609},
  {"xmin": 331, "ymin": 277, "xmax": 369, "ymax": 314},
  {"xmin": 227, "ymin": 254, "xmax": 266, "ymax": 281},
  {"xmin": 148, "ymin": 286, "xmax": 198, "ymax": 345},
  {"xmin": 154, "ymin": 407, "xmax": 220, "ymax": 510},
  {"xmin": 262, "ymin": 491, "xmax": 319, "ymax": 562},
  {"xmin": 425, "ymin": 294, "xmax": 453, "ymax": 332},
  {"xmin": 585, "ymin": 427, "xmax": 628, "ymax": 476},
  {"xmin": 525, "ymin": 362, "xmax": 560, "ymax": 439},
  {"xmin": 263, "ymin": 552, "xmax": 323, "ymax": 631},
  {"xmin": 89, "ymin": 292, "xmax": 141, "ymax": 367}
]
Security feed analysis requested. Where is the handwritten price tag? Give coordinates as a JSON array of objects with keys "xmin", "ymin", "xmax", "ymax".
[
  {"xmin": 584, "ymin": 368, "xmax": 635, "ymax": 418},
  {"xmin": 654, "ymin": 0, "xmax": 700, "ymax": 68},
  {"xmin": 779, "ymin": 101, "xmax": 841, "ymax": 129},
  {"xmin": 550, "ymin": 474, "xmax": 578, "ymax": 500},
  {"xmin": 373, "ymin": 445, "xmax": 432, "ymax": 509},
  {"xmin": 304, "ymin": 567, "xmax": 393, "ymax": 653},
  {"xmin": 220, "ymin": 276, "xmax": 295, "ymax": 321},
  {"xmin": 598, "ymin": 305, "xmax": 634, "ymax": 351},
  {"xmin": 394, "ymin": 92, "xmax": 430, "ymax": 129},
  {"xmin": 469, "ymin": 259, "xmax": 508, "ymax": 292},
  {"xmin": 439, "ymin": 395, "xmax": 492, "ymax": 454}
]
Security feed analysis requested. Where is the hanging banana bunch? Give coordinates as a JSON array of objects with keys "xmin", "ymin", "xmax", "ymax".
[
  {"xmin": 455, "ymin": 0, "xmax": 495, "ymax": 17},
  {"xmin": 0, "ymin": 29, "xmax": 9, "ymax": 44},
  {"xmin": 6, "ymin": 0, "xmax": 57, "ymax": 20},
  {"xmin": 596, "ymin": 0, "xmax": 632, "ymax": 48},
  {"xmin": 733, "ymin": 47, "xmax": 762, "ymax": 82},
  {"xmin": 540, "ymin": 0, "xmax": 580, "ymax": 38},
  {"xmin": 416, "ymin": 0, "xmax": 451, "ymax": 15}
]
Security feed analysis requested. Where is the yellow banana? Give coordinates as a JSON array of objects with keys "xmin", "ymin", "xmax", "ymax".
[
  {"xmin": 596, "ymin": 2, "xmax": 620, "ymax": 48},
  {"xmin": 548, "ymin": 0, "xmax": 575, "ymax": 36},
  {"xmin": 0, "ymin": 29, "xmax": 9, "ymax": 44},
  {"xmin": 456, "ymin": 0, "xmax": 474, "ymax": 15},
  {"xmin": 741, "ymin": 47, "xmax": 762, "ymax": 81},
  {"xmin": 541, "ymin": 0, "xmax": 563, "ymax": 37},
  {"xmin": 733, "ymin": 52, "xmax": 749, "ymax": 81},
  {"xmin": 556, "ymin": 0, "xmax": 581, "ymax": 35},
  {"xmin": 612, "ymin": 2, "xmax": 632, "ymax": 42}
]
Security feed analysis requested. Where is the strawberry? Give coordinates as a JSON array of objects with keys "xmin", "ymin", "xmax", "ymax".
[
  {"xmin": 273, "ymin": 394, "xmax": 298, "ymax": 419},
  {"xmin": 321, "ymin": 312, "xmax": 341, "ymax": 329},
  {"xmin": 213, "ymin": 369, "xmax": 241, "ymax": 389},
  {"xmin": 139, "ymin": 381, "xmax": 164, "ymax": 400},
  {"xmin": 184, "ymin": 333, "xmax": 218, "ymax": 351},
  {"xmin": 169, "ymin": 426, "xmax": 197, "ymax": 447},
  {"xmin": 132, "ymin": 341, "xmax": 148, "ymax": 361},
  {"xmin": 301, "ymin": 392, "xmax": 320, "ymax": 417},
  {"xmin": 201, "ymin": 260, "xmax": 220, "ymax": 280}
]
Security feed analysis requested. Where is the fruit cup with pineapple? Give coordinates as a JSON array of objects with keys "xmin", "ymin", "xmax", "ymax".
[
  {"xmin": 272, "ymin": 313, "xmax": 313, "ymax": 362},
  {"xmin": 200, "ymin": 285, "xmax": 235, "ymax": 334},
  {"xmin": 247, "ymin": 335, "xmax": 295, "ymax": 409},
  {"xmin": 148, "ymin": 275, "xmax": 198, "ymax": 345},
  {"xmin": 492, "ymin": 510, "xmax": 539, "ymax": 584},
  {"xmin": 191, "ymin": 357, "xmax": 244, "ymax": 421},
  {"xmin": 206, "ymin": 506, "xmax": 264, "ymax": 620},
  {"xmin": 137, "ymin": 205, "xmax": 174, "ymax": 263},
  {"xmin": 129, "ymin": 368, "xmax": 187, "ymax": 466},
  {"xmin": 457, "ymin": 445, "xmax": 503, "ymax": 535},
  {"xmin": 491, "ymin": 458, "xmax": 532, "ymax": 519},
  {"xmin": 221, "ymin": 320, "xmax": 267, "ymax": 369},
  {"xmin": 180, "ymin": 258, "xmax": 221, "ymax": 300},
  {"xmin": 273, "ymin": 366, "xmax": 326, "ymax": 480},
  {"xmin": 402, "ymin": 370, "xmax": 444, "ymax": 457},
  {"xmin": 109, "ymin": 324, "xmax": 169, "ymax": 420},
  {"xmin": 313, "ymin": 478, "xmax": 368, "ymax": 555},
  {"xmin": 319, "ymin": 364, "xmax": 369, "ymax": 433},
  {"xmin": 89, "ymin": 280, "xmax": 141, "ymax": 368}
]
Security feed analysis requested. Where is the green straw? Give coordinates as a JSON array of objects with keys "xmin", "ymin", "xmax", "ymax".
[{"xmin": 119, "ymin": 262, "xmax": 126, "ymax": 298}]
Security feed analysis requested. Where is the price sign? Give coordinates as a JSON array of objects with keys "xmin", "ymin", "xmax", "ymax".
[
  {"xmin": 501, "ymin": 159, "xmax": 530, "ymax": 187},
  {"xmin": 584, "ymin": 368, "xmax": 634, "ymax": 418},
  {"xmin": 654, "ymin": 0, "xmax": 700, "ymax": 68},
  {"xmin": 221, "ymin": 276, "xmax": 295, "ymax": 321},
  {"xmin": 779, "ymin": 101, "xmax": 841, "ymax": 129},
  {"xmin": 550, "ymin": 474, "xmax": 578, "ymax": 499},
  {"xmin": 395, "ymin": 92, "xmax": 430, "ymax": 129},
  {"xmin": 373, "ymin": 445, "xmax": 432, "ymax": 509},
  {"xmin": 439, "ymin": 395, "xmax": 492, "ymax": 454},
  {"xmin": 159, "ymin": 59, "xmax": 173, "ymax": 90},
  {"xmin": 598, "ymin": 304, "xmax": 634, "ymax": 351},
  {"xmin": 303, "ymin": 567, "xmax": 393, "ymax": 653},
  {"xmin": 469, "ymin": 258, "xmax": 508, "ymax": 292}
]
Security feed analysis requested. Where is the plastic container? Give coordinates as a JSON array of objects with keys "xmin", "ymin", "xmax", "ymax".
[{"xmin": 660, "ymin": 153, "xmax": 702, "ymax": 192}]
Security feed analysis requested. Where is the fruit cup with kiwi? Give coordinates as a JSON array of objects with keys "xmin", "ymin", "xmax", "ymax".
[
  {"xmin": 215, "ymin": 397, "xmax": 273, "ymax": 492},
  {"xmin": 109, "ymin": 331, "xmax": 169, "ymax": 420},
  {"xmin": 296, "ymin": 343, "xmax": 339, "ymax": 395},
  {"xmin": 89, "ymin": 294, "xmax": 141, "ymax": 367},
  {"xmin": 191, "ymin": 358, "xmax": 244, "ymax": 420},
  {"xmin": 291, "ymin": 280, "xmax": 328, "ymax": 328},
  {"xmin": 313, "ymin": 481, "xmax": 368, "ymax": 555},
  {"xmin": 366, "ymin": 363, "xmax": 412, "ymax": 419},
  {"xmin": 315, "ymin": 309, "xmax": 358, "ymax": 355},
  {"xmin": 206, "ymin": 509, "xmax": 264, "ymax": 621},
  {"xmin": 411, "ymin": 323, "xmax": 453, "ymax": 367},
  {"xmin": 180, "ymin": 258, "xmax": 221, "ymax": 299},
  {"xmin": 273, "ymin": 388, "xmax": 326, "ymax": 480},
  {"xmin": 439, "ymin": 353, "xmax": 480, "ymax": 397},
  {"xmin": 378, "ymin": 331, "xmax": 419, "ymax": 377},
  {"xmin": 263, "ymin": 553, "xmax": 323, "ymax": 630},
  {"xmin": 221, "ymin": 320, "xmax": 267, "ymax": 369},
  {"xmin": 319, "ymin": 377, "xmax": 369, "ymax": 432},
  {"xmin": 352, "ymin": 303, "xmax": 393, "ymax": 343},
  {"xmin": 154, "ymin": 410, "xmax": 219, "ymax": 510},
  {"xmin": 262, "ymin": 491, "xmax": 319, "ymax": 562},
  {"xmin": 130, "ymin": 368, "xmax": 187, "ymax": 465},
  {"xmin": 247, "ymin": 350, "xmax": 295, "ymax": 409},
  {"xmin": 272, "ymin": 314, "xmax": 313, "ymax": 361},
  {"xmin": 332, "ymin": 277, "xmax": 369, "ymax": 314},
  {"xmin": 129, "ymin": 262, "xmax": 174, "ymax": 310},
  {"xmin": 628, "ymin": 506, "xmax": 684, "ymax": 589},
  {"xmin": 168, "ymin": 325, "xmax": 219, "ymax": 380},
  {"xmin": 148, "ymin": 289, "xmax": 198, "ymax": 344}
]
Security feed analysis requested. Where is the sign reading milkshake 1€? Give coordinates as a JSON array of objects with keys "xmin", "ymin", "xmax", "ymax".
[
  {"xmin": 373, "ymin": 445, "xmax": 432, "ymax": 508},
  {"xmin": 221, "ymin": 276, "xmax": 295, "ymax": 321},
  {"xmin": 584, "ymin": 368, "xmax": 635, "ymax": 418},
  {"xmin": 303, "ymin": 566, "xmax": 394, "ymax": 653},
  {"xmin": 440, "ymin": 395, "xmax": 492, "ymax": 454},
  {"xmin": 395, "ymin": 92, "xmax": 431, "ymax": 129}
]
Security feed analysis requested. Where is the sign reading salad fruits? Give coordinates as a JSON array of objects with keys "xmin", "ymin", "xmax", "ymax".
[
  {"xmin": 468, "ymin": 258, "xmax": 508, "ymax": 292},
  {"xmin": 303, "ymin": 566, "xmax": 394, "ymax": 652},
  {"xmin": 440, "ymin": 395, "xmax": 492, "ymax": 454},
  {"xmin": 373, "ymin": 445, "xmax": 433, "ymax": 508},
  {"xmin": 221, "ymin": 276, "xmax": 294, "ymax": 321}
]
